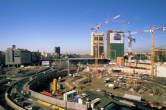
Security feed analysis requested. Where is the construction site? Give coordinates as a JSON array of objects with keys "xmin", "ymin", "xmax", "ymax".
[
  {"xmin": 1, "ymin": 1, "xmax": 166, "ymax": 110},
  {"xmin": 23, "ymin": 14, "xmax": 166, "ymax": 110}
]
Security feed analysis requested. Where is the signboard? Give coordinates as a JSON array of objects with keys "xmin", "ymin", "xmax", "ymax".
[
  {"xmin": 42, "ymin": 61, "xmax": 49, "ymax": 66},
  {"xmin": 110, "ymin": 32, "xmax": 124, "ymax": 43}
]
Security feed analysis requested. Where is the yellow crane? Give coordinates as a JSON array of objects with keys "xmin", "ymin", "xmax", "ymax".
[
  {"xmin": 125, "ymin": 25, "xmax": 165, "ymax": 79},
  {"xmin": 151, "ymin": 26, "xmax": 155, "ymax": 78},
  {"xmin": 150, "ymin": 25, "xmax": 165, "ymax": 78},
  {"xmin": 94, "ymin": 45, "xmax": 98, "ymax": 74}
]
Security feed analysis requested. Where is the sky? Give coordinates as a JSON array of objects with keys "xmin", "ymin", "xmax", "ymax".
[{"xmin": 0, "ymin": 0, "xmax": 166, "ymax": 54}]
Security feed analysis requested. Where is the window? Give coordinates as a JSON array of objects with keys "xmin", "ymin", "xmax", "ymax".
[
  {"xmin": 114, "ymin": 33, "xmax": 121, "ymax": 40},
  {"xmin": 99, "ymin": 37, "xmax": 103, "ymax": 41},
  {"xmin": 94, "ymin": 37, "xmax": 98, "ymax": 40}
]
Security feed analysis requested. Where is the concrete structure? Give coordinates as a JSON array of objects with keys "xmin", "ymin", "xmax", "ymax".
[
  {"xmin": 63, "ymin": 90, "xmax": 77, "ymax": 101},
  {"xmin": 91, "ymin": 98, "xmax": 101, "ymax": 109},
  {"xmin": 30, "ymin": 90, "xmax": 87, "ymax": 110},
  {"xmin": 107, "ymin": 30, "xmax": 124, "ymax": 60},
  {"xmin": 154, "ymin": 49, "xmax": 166, "ymax": 62},
  {"xmin": 91, "ymin": 32, "xmax": 104, "ymax": 58},
  {"xmin": 68, "ymin": 58, "xmax": 110, "ymax": 64},
  {"xmin": 110, "ymin": 67, "xmax": 150, "ymax": 75},
  {"xmin": 5, "ymin": 45, "xmax": 31, "ymax": 67},
  {"xmin": 123, "ymin": 94, "xmax": 141, "ymax": 102},
  {"xmin": 0, "ymin": 51, "xmax": 5, "ymax": 66},
  {"xmin": 55, "ymin": 46, "xmax": 61, "ymax": 59},
  {"xmin": 155, "ymin": 64, "xmax": 166, "ymax": 77}
]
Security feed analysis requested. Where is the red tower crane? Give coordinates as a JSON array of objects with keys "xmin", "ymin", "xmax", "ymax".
[
  {"xmin": 124, "ymin": 25, "xmax": 165, "ymax": 78},
  {"xmin": 90, "ymin": 13, "xmax": 123, "ymax": 33}
]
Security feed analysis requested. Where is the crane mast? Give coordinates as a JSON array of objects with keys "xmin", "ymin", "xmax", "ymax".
[{"xmin": 150, "ymin": 25, "xmax": 165, "ymax": 78}]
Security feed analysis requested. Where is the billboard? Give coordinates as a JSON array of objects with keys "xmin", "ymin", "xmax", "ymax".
[
  {"xmin": 42, "ymin": 61, "xmax": 49, "ymax": 66},
  {"xmin": 110, "ymin": 32, "xmax": 124, "ymax": 43}
]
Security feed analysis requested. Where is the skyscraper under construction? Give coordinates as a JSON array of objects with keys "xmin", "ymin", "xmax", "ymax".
[
  {"xmin": 91, "ymin": 32, "xmax": 104, "ymax": 58},
  {"xmin": 107, "ymin": 30, "xmax": 124, "ymax": 60}
]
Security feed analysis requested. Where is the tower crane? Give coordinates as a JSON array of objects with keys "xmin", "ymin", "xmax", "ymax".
[
  {"xmin": 124, "ymin": 25, "xmax": 165, "ymax": 78},
  {"xmin": 90, "ymin": 13, "xmax": 123, "ymax": 74},
  {"xmin": 123, "ymin": 29, "xmax": 152, "ymax": 54},
  {"xmin": 90, "ymin": 13, "xmax": 123, "ymax": 33},
  {"xmin": 116, "ymin": 20, "xmax": 130, "ymax": 32},
  {"xmin": 128, "ymin": 31, "xmax": 136, "ymax": 54},
  {"xmin": 150, "ymin": 25, "xmax": 165, "ymax": 78}
]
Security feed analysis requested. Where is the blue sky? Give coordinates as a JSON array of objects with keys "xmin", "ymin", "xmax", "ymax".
[{"xmin": 0, "ymin": 0, "xmax": 166, "ymax": 54}]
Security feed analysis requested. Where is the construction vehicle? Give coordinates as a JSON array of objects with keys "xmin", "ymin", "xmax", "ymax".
[{"xmin": 53, "ymin": 78, "xmax": 57, "ymax": 93}]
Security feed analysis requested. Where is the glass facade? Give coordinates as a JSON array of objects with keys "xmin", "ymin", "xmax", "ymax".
[
  {"xmin": 109, "ymin": 43, "xmax": 124, "ymax": 60},
  {"xmin": 93, "ymin": 46, "xmax": 104, "ymax": 57}
]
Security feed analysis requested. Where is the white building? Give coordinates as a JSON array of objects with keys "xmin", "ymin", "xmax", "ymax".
[{"xmin": 155, "ymin": 64, "xmax": 166, "ymax": 77}]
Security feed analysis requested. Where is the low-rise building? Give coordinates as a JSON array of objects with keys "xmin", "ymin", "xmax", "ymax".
[
  {"xmin": 5, "ymin": 45, "xmax": 31, "ymax": 67},
  {"xmin": 155, "ymin": 64, "xmax": 166, "ymax": 77}
]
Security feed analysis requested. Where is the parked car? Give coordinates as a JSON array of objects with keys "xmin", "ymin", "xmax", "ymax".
[{"xmin": 104, "ymin": 78, "xmax": 111, "ymax": 83}]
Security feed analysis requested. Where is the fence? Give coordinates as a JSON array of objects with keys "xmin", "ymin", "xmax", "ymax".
[{"xmin": 29, "ymin": 90, "xmax": 87, "ymax": 110}]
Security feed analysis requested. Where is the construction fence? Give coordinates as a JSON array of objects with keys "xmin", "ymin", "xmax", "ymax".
[{"xmin": 29, "ymin": 90, "xmax": 87, "ymax": 110}]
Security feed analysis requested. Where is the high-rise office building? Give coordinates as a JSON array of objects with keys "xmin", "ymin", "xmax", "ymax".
[
  {"xmin": 54, "ymin": 46, "xmax": 61, "ymax": 59},
  {"xmin": 0, "ymin": 51, "xmax": 5, "ymax": 66},
  {"xmin": 91, "ymin": 32, "xmax": 104, "ymax": 58},
  {"xmin": 107, "ymin": 30, "xmax": 124, "ymax": 60}
]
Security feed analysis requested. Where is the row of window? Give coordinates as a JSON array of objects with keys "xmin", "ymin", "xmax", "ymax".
[{"xmin": 94, "ymin": 37, "xmax": 104, "ymax": 41}]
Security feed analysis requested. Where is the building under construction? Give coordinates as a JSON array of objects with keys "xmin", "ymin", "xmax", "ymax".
[
  {"xmin": 91, "ymin": 32, "xmax": 104, "ymax": 58},
  {"xmin": 54, "ymin": 46, "xmax": 61, "ymax": 59},
  {"xmin": 107, "ymin": 30, "xmax": 124, "ymax": 60}
]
